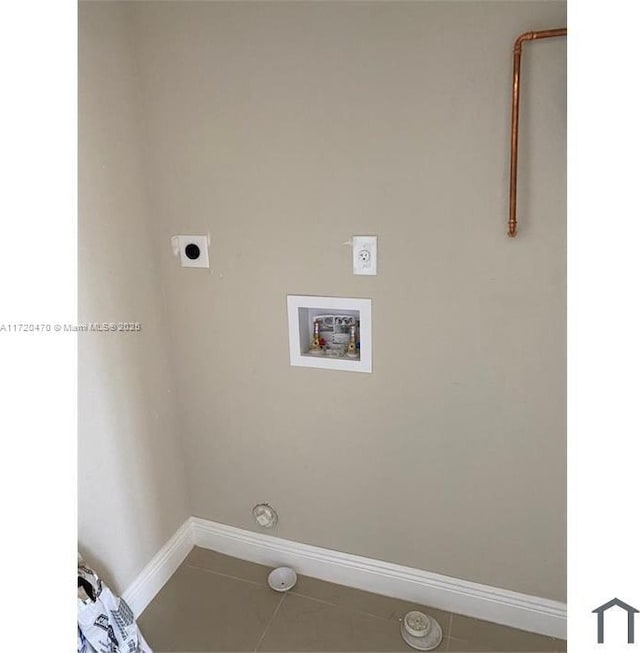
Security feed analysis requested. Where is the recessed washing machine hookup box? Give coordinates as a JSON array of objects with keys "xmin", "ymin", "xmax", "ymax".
[{"xmin": 286, "ymin": 295, "xmax": 372, "ymax": 373}]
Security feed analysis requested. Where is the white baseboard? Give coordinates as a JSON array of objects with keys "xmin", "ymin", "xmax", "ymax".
[
  {"xmin": 122, "ymin": 516, "xmax": 566, "ymax": 639},
  {"xmin": 190, "ymin": 517, "xmax": 566, "ymax": 639},
  {"xmin": 122, "ymin": 518, "xmax": 194, "ymax": 618}
]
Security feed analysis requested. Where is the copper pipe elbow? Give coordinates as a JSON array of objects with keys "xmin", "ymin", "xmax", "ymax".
[{"xmin": 508, "ymin": 28, "xmax": 566, "ymax": 238}]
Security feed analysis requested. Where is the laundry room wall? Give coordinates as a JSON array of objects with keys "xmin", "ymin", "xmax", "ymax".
[
  {"xmin": 78, "ymin": 1, "xmax": 190, "ymax": 592},
  {"xmin": 89, "ymin": 0, "xmax": 566, "ymax": 601}
]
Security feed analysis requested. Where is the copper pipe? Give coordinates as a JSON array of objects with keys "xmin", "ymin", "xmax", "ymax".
[{"xmin": 508, "ymin": 28, "xmax": 566, "ymax": 237}]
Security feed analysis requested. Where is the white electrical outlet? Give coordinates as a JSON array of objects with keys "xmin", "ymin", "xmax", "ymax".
[{"xmin": 352, "ymin": 235, "xmax": 377, "ymax": 275}]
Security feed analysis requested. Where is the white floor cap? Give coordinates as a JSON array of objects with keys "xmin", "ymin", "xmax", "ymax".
[
  {"xmin": 267, "ymin": 566, "xmax": 297, "ymax": 592},
  {"xmin": 400, "ymin": 611, "xmax": 443, "ymax": 651}
]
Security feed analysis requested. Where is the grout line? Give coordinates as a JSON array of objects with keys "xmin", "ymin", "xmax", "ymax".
[
  {"xmin": 449, "ymin": 611, "xmax": 458, "ymax": 640},
  {"xmin": 445, "ymin": 612, "xmax": 453, "ymax": 651},
  {"xmin": 288, "ymin": 589, "xmax": 402, "ymax": 624},
  {"xmin": 253, "ymin": 593, "xmax": 286, "ymax": 653},
  {"xmin": 447, "ymin": 611, "xmax": 454, "ymax": 640},
  {"xmin": 288, "ymin": 586, "xmax": 457, "ymax": 630},
  {"xmin": 184, "ymin": 562, "xmax": 269, "ymax": 588}
]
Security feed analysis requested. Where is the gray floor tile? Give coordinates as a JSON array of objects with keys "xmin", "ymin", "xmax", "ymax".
[
  {"xmin": 185, "ymin": 546, "xmax": 270, "ymax": 585},
  {"xmin": 138, "ymin": 563, "xmax": 281, "ymax": 651},
  {"xmin": 291, "ymin": 574, "xmax": 452, "ymax": 632},
  {"xmin": 449, "ymin": 614, "xmax": 559, "ymax": 652},
  {"xmin": 257, "ymin": 593, "xmax": 445, "ymax": 652},
  {"xmin": 446, "ymin": 637, "xmax": 495, "ymax": 651},
  {"xmin": 138, "ymin": 549, "xmax": 565, "ymax": 653}
]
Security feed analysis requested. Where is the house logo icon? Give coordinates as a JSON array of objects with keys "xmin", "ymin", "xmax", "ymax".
[{"xmin": 593, "ymin": 598, "xmax": 640, "ymax": 644}]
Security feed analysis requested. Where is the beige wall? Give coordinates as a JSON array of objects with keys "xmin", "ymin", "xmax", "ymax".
[
  {"xmin": 78, "ymin": 2, "xmax": 190, "ymax": 593},
  {"xmin": 81, "ymin": 0, "xmax": 566, "ymax": 601}
]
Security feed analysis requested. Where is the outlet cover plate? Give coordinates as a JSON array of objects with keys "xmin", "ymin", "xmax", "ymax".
[
  {"xmin": 352, "ymin": 235, "xmax": 377, "ymax": 275},
  {"xmin": 172, "ymin": 234, "xmax": 210, "ymax": 268}
]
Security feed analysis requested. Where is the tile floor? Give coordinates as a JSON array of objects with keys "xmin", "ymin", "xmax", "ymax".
[{"xmin": 138, "ymin": 547, "xmax": 566, "ymax": 653}]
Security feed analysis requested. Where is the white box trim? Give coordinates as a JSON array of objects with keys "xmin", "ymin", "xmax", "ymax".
[{"xmin": 287, "ymin": 295, "xmax": 372, "ymax": 373}]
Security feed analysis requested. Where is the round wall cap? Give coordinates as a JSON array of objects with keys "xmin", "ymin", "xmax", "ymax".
[{"xmin": 252, "ymin": 503, "xmax": 278, "ymax": 528}]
